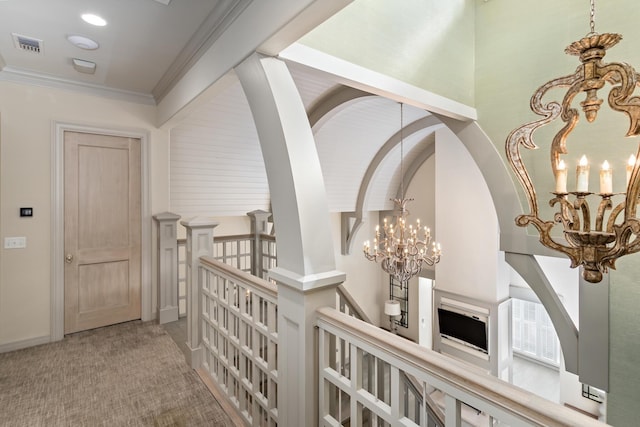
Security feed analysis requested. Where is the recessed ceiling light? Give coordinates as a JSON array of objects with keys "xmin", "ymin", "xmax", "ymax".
[
  {"xmin": 72, "ymin": 58, "xmax": 96, "ymax": 74},
  {"xmin": 67, "ymin": 35, "xmax": 99, "ymax": 50},
  {"xmin": 81, "ymin": 13, "xmax": 107, "ymax": 27}
]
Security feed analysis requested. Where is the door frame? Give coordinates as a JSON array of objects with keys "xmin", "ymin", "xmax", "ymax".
[{"xmin": 51, "ymin": 122, "xmax": 151, "ymax": 341}]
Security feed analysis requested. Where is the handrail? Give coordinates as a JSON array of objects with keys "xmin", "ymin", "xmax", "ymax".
[
  {"xmin": 336, "ymin": 284, "xmax": 444, "ymax": 426},
  {"xmin": 178, "ymin": 233, "xmax": 274, "ymax": 245},
  {"xmin": 317, "ymin": 307, "xmax": 607, "ymax": 427},
  {"xmin": 198, "ymin": 255, "xmax": 279, "ymax": 426},
  {"xmin": 336, "ymin": 284, "xmax": 373, "ymax": 324},
  {"xmin": 200, "ymin": 255, "xmax": 278, "ymax": 298},
  {"xmin": 403, "ymin": 371, "xmax": 445, "ymax": 426}
]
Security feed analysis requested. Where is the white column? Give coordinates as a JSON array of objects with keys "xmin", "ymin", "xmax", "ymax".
[
  {"xmin": 236, "ymin": 53, "xmax": 345, "ymax": 426},
  {"xmin": 270, "ymin": 268, "xmax": 345, "ymax": 426},
  {"xmin": 153, "ymin": 212, "xmax": 181, "ymax": 324},
  {"xmin": 180, "ymin": 217, "xmax": 219, "ymax": 369},
  {"xmin": 579, "ymin": 268, "xmax": 609, "ymax": 391}
]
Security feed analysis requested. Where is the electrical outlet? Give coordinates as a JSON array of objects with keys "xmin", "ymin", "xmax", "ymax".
[{"xmin": 4, "ymin": 237, "xmax": 26, "ymax": 249}]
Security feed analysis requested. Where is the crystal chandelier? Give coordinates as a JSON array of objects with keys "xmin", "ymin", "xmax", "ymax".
[
  {"xmin": 506, "ymin": 0, "xmax": 640, "ymax": 283},
  {"xmin": 363, "ymin": 103, "xmax": 442, "ymax": 284}
]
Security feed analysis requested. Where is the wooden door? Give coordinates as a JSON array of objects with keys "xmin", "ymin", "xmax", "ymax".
[{"xmin": 64, "ymin": 131, "xmax": 141, "ymax": 334}]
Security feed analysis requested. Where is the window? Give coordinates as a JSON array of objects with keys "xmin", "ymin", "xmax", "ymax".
[{"xmin": 512, "ymin": 298, "xmax": 560, "ymax": 366}]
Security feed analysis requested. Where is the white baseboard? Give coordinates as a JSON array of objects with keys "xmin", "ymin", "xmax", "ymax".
[
  {"xmin": 186, "ymin": 344, "xmax": 202, "ymax": 369},
  {"xmin": 0, "ymin": 335, "xmax": 51, "ymax": 353},
  {"xmin": 158, "ymin": 306, "xmax": 179, "ymax": 324}
]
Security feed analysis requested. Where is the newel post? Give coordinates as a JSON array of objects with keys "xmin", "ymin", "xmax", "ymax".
[
  {"xmin": 153, "ymin": 212, "xmax": 181, "ymax": 324},
  {"xmin": 247, "ymin": 209, "xmax": 271, "ymax": 276},
  {"xmin": 180, "ymin": 217, "xmax": 219, "ymax": 369},
  {"xmin": 270, "ymin": 268, "xmax": 345, "ymax": 426}
]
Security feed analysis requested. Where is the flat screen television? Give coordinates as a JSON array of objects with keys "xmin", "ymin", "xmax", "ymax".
[{"xmin": 437, "ymin": 307, "xmax": 488, "ymax": 353}]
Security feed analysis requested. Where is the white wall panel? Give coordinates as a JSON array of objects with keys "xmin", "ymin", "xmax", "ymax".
[{"xmin": 170, "ymin": 80, "xmax": 271, "ymax": 217}]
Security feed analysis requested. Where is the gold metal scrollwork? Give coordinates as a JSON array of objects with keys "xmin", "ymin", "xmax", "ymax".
[{"xmin": 506, "ymin": 31, "xmax": 640, "ymax": 283}]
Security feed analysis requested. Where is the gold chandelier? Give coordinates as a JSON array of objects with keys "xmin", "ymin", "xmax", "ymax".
[
  {"xmin": 363, "ymin": 103, "xmax": 441, "ymax": 284},
  {"xmin": 506, "ymin": 0, "xmax": 640, "ymax": 283}
]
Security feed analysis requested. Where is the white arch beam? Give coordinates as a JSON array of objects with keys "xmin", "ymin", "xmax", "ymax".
[
  {"xmin": 505, "ymin": 253, "xmax": 578, "ymax": 373},
  {"xmin": 236, "ymin": 53, "xmax": 341, "ymax": 280},
  {"xmin": 435, "ymin": 114, "xmax": 597, "ymax": 378},
  {"xmin": 236, "ymin": 53, "xmax": 345, "ymax": 426},
  {"xmin": 342, "ymin": 116, "xmax": 442, "ymax": 254},
  {"xmin": 308, "ymin": 85, "xmax": 374, "ymax": 130},
  {"xmin": 395, "ymin": 133, "xmax": 436, "ymax": 201}
]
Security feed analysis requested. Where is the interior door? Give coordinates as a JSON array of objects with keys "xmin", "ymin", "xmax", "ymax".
[{"xmin": 64, "ymin": 131, "xmax": 141, "ymax": 334}]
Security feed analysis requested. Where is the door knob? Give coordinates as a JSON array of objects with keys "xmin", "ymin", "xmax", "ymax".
[{"xmin": 65, "ymin": 254, "xmax": 74, "ymax": 264}]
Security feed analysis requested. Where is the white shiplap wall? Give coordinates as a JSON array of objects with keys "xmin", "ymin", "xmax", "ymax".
[
  {"xmin": 315, "ymin": 97, "xmax": 432, "ymax": 212},
  {"xmin": 367, "ymin": 128, "xmax": 435, "ymax": 211},
  {"xmin": 170, "ymin": 65, "xmax": 436, "ymax": 219},
  {"xmin": 170, "ymin": 80, "xmax": 270, "ymax": 218}
]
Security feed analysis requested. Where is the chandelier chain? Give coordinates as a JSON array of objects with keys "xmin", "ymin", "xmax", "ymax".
[
  {"xmin": 400, "ymin": 103, "xmax": 404, "ymax": 200},
  {"xmin": 362, "ymin": 101, "xmax": 441, "ymax": 284},
  {"xmin": 589, "ymin": 0, "xmax": 596, "ymax": 35}
]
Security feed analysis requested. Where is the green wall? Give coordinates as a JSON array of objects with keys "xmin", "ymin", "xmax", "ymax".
[
  {"xmin": 299, "ymin": 0, "xmax": 475, "ymax": 106},
  {"xmin": 475, "ymin": 0, "xmax": 640, "ymax": 424},
  {"xmin": 302, "ymin": 0, "xmax": 640, "ymax": 422}
]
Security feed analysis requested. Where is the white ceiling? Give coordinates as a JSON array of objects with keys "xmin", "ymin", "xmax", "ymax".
[
  {"xmin": 0, "ymin": 0, "xmax": 439, "ymax": 216},
  {"xmin": 0, "ymin": 0, "xmax": 249, "ymax": 101}
]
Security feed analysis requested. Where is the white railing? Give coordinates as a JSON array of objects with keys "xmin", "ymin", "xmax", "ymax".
[
  {"xmin": 177, "ymin": 232, "xmax": 277, "ymax": 317},
  {"xmin": 317, "ymin": 307, "xmax": 607, "ymax": 427},
  {"xmin": 177, "ymin": 240, "xmax": 187, "ymax": 317},
  {"xmin": 335, "ymin": 284, "xmax": 444, "ymax": 426},
  {"xmin": 199, "ymin": 256, "xmax": 279, "ymax": 426},
  {"xmin": 211, "ymin": 234, "xmax": 254, "ymax": 273},
  {"xmin": 259, "ymin": 234, "xmax": 277, "ymax": 279},
  {"xmin": 336, "ymin": 283, "xmax": 373, "ymax": 324},
  {"xmin": 173, "ymin": 225, "xmax": 605, "ymax": 426}
]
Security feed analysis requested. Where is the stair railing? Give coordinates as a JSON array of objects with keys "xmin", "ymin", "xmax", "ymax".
[{"xmin": 317, "ymin": 307, "xmax": 607, "ymax": 427}]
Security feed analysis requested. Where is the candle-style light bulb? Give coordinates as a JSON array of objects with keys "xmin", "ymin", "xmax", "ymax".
[
  {"xmin": 600, "ymin": 160, "xmax": 612, "ymax": 194},
  {"xmin": 555, "ymin": 159, "xmax": 567, "ymax": 193},
  {"xmin": 627, "ymin": 154, "xmax": 637, "ymax": 186},
  {"xmin": 576, "ymin": 155, "xmax": 590, "ymax": 192}
]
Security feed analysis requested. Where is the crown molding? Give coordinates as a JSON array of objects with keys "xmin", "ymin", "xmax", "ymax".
[
  {"xmin": 152, "ymin": 0, "xmax": 253, "ymax": 103},
  {"xmin": 0, "ymin": 66, "xmax": 156, "ymax": 105}
]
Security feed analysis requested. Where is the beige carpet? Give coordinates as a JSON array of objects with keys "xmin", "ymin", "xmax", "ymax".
[{"xmin": 0, "ymin": 321, "xmax": 235, "ymax": 426}]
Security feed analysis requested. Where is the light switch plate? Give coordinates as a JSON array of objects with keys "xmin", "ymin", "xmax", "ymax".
[{"xmin": 4, "ymin": 237, "xmax": 26, "ymax": 249}]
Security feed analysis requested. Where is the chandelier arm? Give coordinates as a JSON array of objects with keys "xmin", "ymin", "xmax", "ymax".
[
  {"xmin": 507, "ymin": 72, "xmax": 583, "ymax": 216},
  {"xmin": 624, "ymin": 145, "xmax": 640, "ymax": 219},
  {"xmin": 599, "ymin": 62, "xmax": 640, "ymax": 136},
  {"xmin": 531, "ymin": 71, "xmax": 584, "ymax": 117},
  {"xmin": 574, "ymin": 196, "xmax": 591, "ymax": 232},
  {"xmin": 519, "ymin": 215, "xmax": 581, "ymax": 267},
  {"xmin": 506, "ymin": 128, "xmax": 544, "ymax": 216},
  {"xmin": 618, "ymin": 220, "xmax": 640, "ymax": 254},
  {"xmin": 606, "ymin": 201, "xmax": 626, "ymax": 232},
  {"xmin": 422, "ymin": 254, "xmax": 438, "ymax": 267},
  {"xmin": 595, "ymin": 197, "xmax": 613, "ymax": 232},
  {"xmin": 551, "ymin": 109, "xmax": 579, "ymax": 175},
  {"xmin": 600, "ymin": 220, "xmax": 640, "ymax": 269},
  {"xmin": 551, "ymin": 73, "xmax": 586, "ymax": 172},
  {"xmin": 551, "ymin": 196, "xmax": 580, "ymax": 230}
]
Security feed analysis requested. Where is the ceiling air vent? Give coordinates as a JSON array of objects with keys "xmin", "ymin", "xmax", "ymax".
[{"xmin": 12, "ymin": 33, "xmax": 43, "ymax": 54}]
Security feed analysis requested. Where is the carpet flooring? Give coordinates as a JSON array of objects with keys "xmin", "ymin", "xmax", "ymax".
[{"xmin": 0, "ymin": 321, "xmax": 235, "ymax": 426}]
